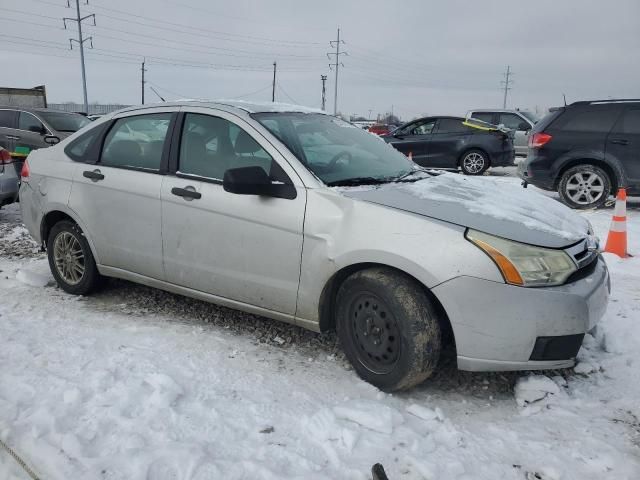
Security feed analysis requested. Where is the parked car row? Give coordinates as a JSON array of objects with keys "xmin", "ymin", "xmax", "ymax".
[{"xmin": 19, "ymin": 101, "xmax": 610, "ymax": 391}]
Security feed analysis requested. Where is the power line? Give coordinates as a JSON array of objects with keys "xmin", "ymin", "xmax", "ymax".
[
  {"xmin": 501, "ymin": 65, "xmax": 514, "ymax": 108},
  {"xmin": 328, "ymin": 28, "xmax": 347, "ymax": 115},
  {"xmin": 63, "ymin": 0, "xmax": 95, "ymax": 114},
  {"xmin": 141, "ymin": 58, "xmax": 146, "ymax": 104},
  {"xmin": 276, "ymin": 83, "xmax": 299, "ymax": 104}
]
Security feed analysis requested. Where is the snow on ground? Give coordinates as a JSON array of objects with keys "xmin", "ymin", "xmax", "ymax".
[{"xmin": 0, "ymin": 177, "xmax": 639, "ymax": 480}]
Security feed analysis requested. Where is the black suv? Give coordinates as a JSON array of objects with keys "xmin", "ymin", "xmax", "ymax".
[{"xmin": 519, "ymin": 99, "xmax": 640, "ymax": 209}]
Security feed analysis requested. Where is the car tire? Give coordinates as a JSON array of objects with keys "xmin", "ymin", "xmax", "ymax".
[
  {"xmin": 336, "ymin": 267, "xmax": 441, "ymax": 392},
  {"xmin": 47, "ymin": 220, "xmax": 102, "ymax": 295},
  {"xmin": 558, "ymin": 164, "xmax": 612, "ymax": 209},
  {"xmin": 460, "ymin": 149, "xmax": 489, "ymax": 175}
]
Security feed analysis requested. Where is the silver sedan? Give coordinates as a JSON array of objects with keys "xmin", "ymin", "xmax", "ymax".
[{"xmin": 19, "ymin": 101, "xmax": 609, "ymax": 391}]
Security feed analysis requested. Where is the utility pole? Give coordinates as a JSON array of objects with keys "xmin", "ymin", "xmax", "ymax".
[
  {"xmin": 272, "ymin": 61, "xmax": 277, "ymax": 102},
  {"xmin": 328, "ymin": 28, "xmax": 347, "ymax": 116},
  {"xmin": 320, "ymin": 74, "xmax": 327, "ymax": 111},
  {"xmin": 63, "ymin": 0, "xmax": 95, "ymax": 114},
  {"xmin": 501, "ymin": 65, "xmax": 513, "ymax": 109},
  {"xmin": 368, "ymin": 109, "xmax": 373, "ymax": 120},
  {"xmin": 141, "ymin": 58, "xmax": 146, "ymax": 105}
]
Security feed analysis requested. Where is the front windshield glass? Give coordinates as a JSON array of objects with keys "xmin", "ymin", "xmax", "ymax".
[
  {"xmin": 519, "ymin": 111, "xmax": 540, "ymax": 124},
  {"xmin": 252, "ymin": 112, "xmax": 416, "ymax": 185},
  {"xmin": 39, "ymin": 111, "xmax": 91, "ymax": 132}
]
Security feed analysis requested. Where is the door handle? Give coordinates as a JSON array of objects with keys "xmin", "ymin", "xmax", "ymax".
[
  {"xmin": 610, "ymin": 139, "xmax": 629, "ymax": 146},
  {"xmin": 83, "ymin": 169, "xmax": 104, "ymax": 181},
  {"xmin": 171, "ymin": 186, "xmax": 201, "ymax": 200}
]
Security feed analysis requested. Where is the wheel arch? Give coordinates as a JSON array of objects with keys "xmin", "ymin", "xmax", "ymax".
[
  {"xmin": 40, "ymin": 207, "xmax": 101, "ymax": 264},
  {"xmin": 317, "ymin": 262, "xmax": 455, "ymax": 349}
]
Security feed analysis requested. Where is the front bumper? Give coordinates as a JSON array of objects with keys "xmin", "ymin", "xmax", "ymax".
[{"xmin": 432, "ymin": 256, "xmax": 610, "ymax": 371}]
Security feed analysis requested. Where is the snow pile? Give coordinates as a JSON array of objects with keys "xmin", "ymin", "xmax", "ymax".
[
  {"xmin": 514, "ymin": 375, "xmax": 561, "ymax": 407},
  {"xmin": 15, "ymin": 264, "xmax": 52, "ymax": 287},
  {"xmin": 403, "ymin": 173, "xmax": 588, "ymax": 240}
]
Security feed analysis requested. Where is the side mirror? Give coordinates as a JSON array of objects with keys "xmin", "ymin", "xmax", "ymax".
[
  {"xmin": 44, "ymin": 135, "xmax": 60, "ymax": 145},
  {"xmin": 223, "ymin": 166, "xmax": 296, "ymax": 200},
  {"xmin": 518, "ymin": 122, "xmax": 531, "ymax": 131}
]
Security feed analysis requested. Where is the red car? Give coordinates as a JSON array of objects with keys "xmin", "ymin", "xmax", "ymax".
[{"xmin": 368, "ymin": 124, "xmax": 392, "ymax": 136}]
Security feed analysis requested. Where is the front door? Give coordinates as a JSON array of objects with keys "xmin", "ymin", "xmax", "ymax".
[
  {"xmin": 498, "ymin": 113, "xmax": 530, "ymax": 156},
  {"xmin": 161, "ymin": 110, "xmax": 306, "ymax": 315},
  {"xmin": 607, "ymin": 107, "xmax": 640, "ymax": 183},
  {"xmin": 16, "ymin": 111, "xmax": 48, "ymax": 154},
  {"xmin": 68, "ymin": 110, "xmax": 176, "ymax": 280},
  {"xmin": 387, "ymin": 118, "xmax": 435, "ymax": 165}
]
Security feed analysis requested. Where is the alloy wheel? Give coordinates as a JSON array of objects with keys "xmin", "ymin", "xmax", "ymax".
[
  {"xmin": 462, "ymin": 152, "xmax": 485, "ymax": 174},
  {"xmin": 53, "ymin": 231, "xmax": 85, "ymax": 285},
  {"xmin": 565, "ymin": 171, "xmax": 605, "ymax": 206}
]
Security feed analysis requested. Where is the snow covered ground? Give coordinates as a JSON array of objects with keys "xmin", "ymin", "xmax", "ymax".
[{"xmin": 0, "ymin": 175, "xmax": 639, "ymax": 480}]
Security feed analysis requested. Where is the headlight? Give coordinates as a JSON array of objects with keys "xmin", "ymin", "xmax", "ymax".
[{"xmin": 466, "ymin": 229, "xmax": 577, "ymax": 287}]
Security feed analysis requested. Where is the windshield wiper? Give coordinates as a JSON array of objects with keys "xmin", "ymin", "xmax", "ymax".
[
  {"xmin": 390, "ymin": 169, "xmax": 430, "ymax": 183},
  {"xmin": 326, "ymin": 176, "xmax": 391, "ymax": 187}
]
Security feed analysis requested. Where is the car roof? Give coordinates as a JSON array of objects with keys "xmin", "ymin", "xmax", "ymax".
[
  {"xmin": 115, "ymin": 100, "xmax": 327, "ymax": 116},
  {"xmin": 0, "ymin": 106, "xmax": 81, "ymax": 115},
  {"xmin": 468, "ymin": 109, "xmax": 528, "ymax": 113}
]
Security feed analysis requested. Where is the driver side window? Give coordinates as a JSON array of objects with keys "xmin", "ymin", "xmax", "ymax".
[
  {"xmin": 178, "ymin": 113, "xmax": 289, "ymax": 182},
  {"xmin": 19, "ymin": 112, "xmax": 45, "ymax": 133}
]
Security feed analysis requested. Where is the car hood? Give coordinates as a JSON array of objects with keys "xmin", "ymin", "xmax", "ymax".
[{"xmin": 338, "ymin": 173, "xmax": 590, "ymax": 248}]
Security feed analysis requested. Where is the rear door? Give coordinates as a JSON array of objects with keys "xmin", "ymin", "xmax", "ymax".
[
  {"xmin": 387, "ymin": 118, "xmax": 435, "ymax": 165},
  {"xmin": 426, "ymin": 118, "xmax": 470, "ymax": 168},
  {"xmin": 0, "ymin": 109, "xmax": 18, "ymax": 153},
  {"xmin": 68, "ymin": 109, "xmax": 177, "ymax": 280},
  {"xmin": 607, "ymin": 106, "xmax": 640, "ymax": 183}
]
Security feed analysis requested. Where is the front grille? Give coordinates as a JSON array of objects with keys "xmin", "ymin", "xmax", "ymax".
[{"xmin": 563, "ymin": 237, "xmax": 599, "ymax": 284}]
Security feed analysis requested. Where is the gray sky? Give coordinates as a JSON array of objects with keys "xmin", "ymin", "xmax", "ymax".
[{"xmin": 2, "ymin": 0, "xmax": 639, "ymax": 120}]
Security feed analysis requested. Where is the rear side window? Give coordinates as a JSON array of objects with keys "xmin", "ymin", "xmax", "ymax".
[
  {"xmin": 65, "ymin": 126, "xmax": 102, "ymax": 161},
  {"xmin": 554, "ymin": 108, "xmax": 620, "ymax": 132},
  {"xmin": 0, "ymin": 110, "xmax": 16, "ymax": 128},
  {"xmin": 614, "ymin": 109, "xmax": 640, "ymax": 134},
  {"xmin": 435, "ymin": 118, "xmax": 468, "ymax": 133},
  {"xmin": 101, "ymin": 113, "xmax": 171, "ymax": 171},
  {"xmin": 471, "ymin": 112, "xmax": 494, "ymax": 124}
]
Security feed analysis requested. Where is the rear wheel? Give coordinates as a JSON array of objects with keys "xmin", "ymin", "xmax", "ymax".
[
  {"xmin": 460, "ymin": 149, "xmax": 489, "ymax": 175},
  {"xmin": 336, "ymin": 267, "xmax": 441, "ymax": 392},
  {"xmin": 558, "ymin": 164, "xmax": 611, "ymax": 209},
  {"xmin": 47, "ymin": 220, "xmax": 102, "ymax": 295}
]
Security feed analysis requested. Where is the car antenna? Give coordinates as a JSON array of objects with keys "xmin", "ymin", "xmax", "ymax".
[{"xmin": 149, "ymin": 86, "xmax": 166, "ymax": 102}]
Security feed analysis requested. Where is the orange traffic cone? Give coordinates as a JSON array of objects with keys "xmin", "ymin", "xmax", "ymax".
[
  {"xmin": 604, "ymin": 188, "xmax": 630, "ymax": 258},
  {"xmin": 407, "ymin": 151, "xmax": 413, "ymax": 161}
]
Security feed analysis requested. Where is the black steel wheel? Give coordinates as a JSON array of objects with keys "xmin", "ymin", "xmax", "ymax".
[{"xmin": 336, "ymin": 267, "xmax": 442, "ymax": 391}]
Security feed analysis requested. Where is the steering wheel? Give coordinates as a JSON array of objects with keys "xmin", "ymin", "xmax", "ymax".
[{"xmin": 327, "ymin": 150, "xmax": 353, "ymax": 170}]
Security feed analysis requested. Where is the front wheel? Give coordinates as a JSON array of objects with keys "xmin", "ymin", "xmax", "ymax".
[
  {"xmin": 47, "ymin": 220, "xmax": 103, "ymax": 295},
  {"xmin": 558, "ymin": 165, "xmax": 611, "ymax": 209},
  {"xmin": 336, "ymin": 267, "xmax": 441, "ymax": 392},
  {"xmin": 460, "ymin": 149, "xmax": 489, "ymax": 175}
]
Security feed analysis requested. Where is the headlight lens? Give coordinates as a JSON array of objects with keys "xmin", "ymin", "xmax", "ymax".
[{"xmin": 466, "ymin": 229, "xmax": 577, "ymax": 287}]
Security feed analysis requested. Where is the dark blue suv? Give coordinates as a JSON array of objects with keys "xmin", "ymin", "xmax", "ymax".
[{"xmin": 519, "ymin": 99, "xmax": 640, "ymax": 209}]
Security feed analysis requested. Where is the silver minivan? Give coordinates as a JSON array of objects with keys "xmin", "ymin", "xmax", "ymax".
[{"xmin": 19, "ymin": 101, "xmax": 609, "ymax": 391}]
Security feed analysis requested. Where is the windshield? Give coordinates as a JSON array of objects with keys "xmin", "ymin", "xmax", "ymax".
[
  {"xmin": 252, "ymin": 113, "xmax": 416, "ymax": 185},
  {"xmin": 519, "ymin": 111, "xmax": 540, "ymax": 124},
  {"xmin": 39, "ymin": 111, "xmax": 91, "ymax": 132}
]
